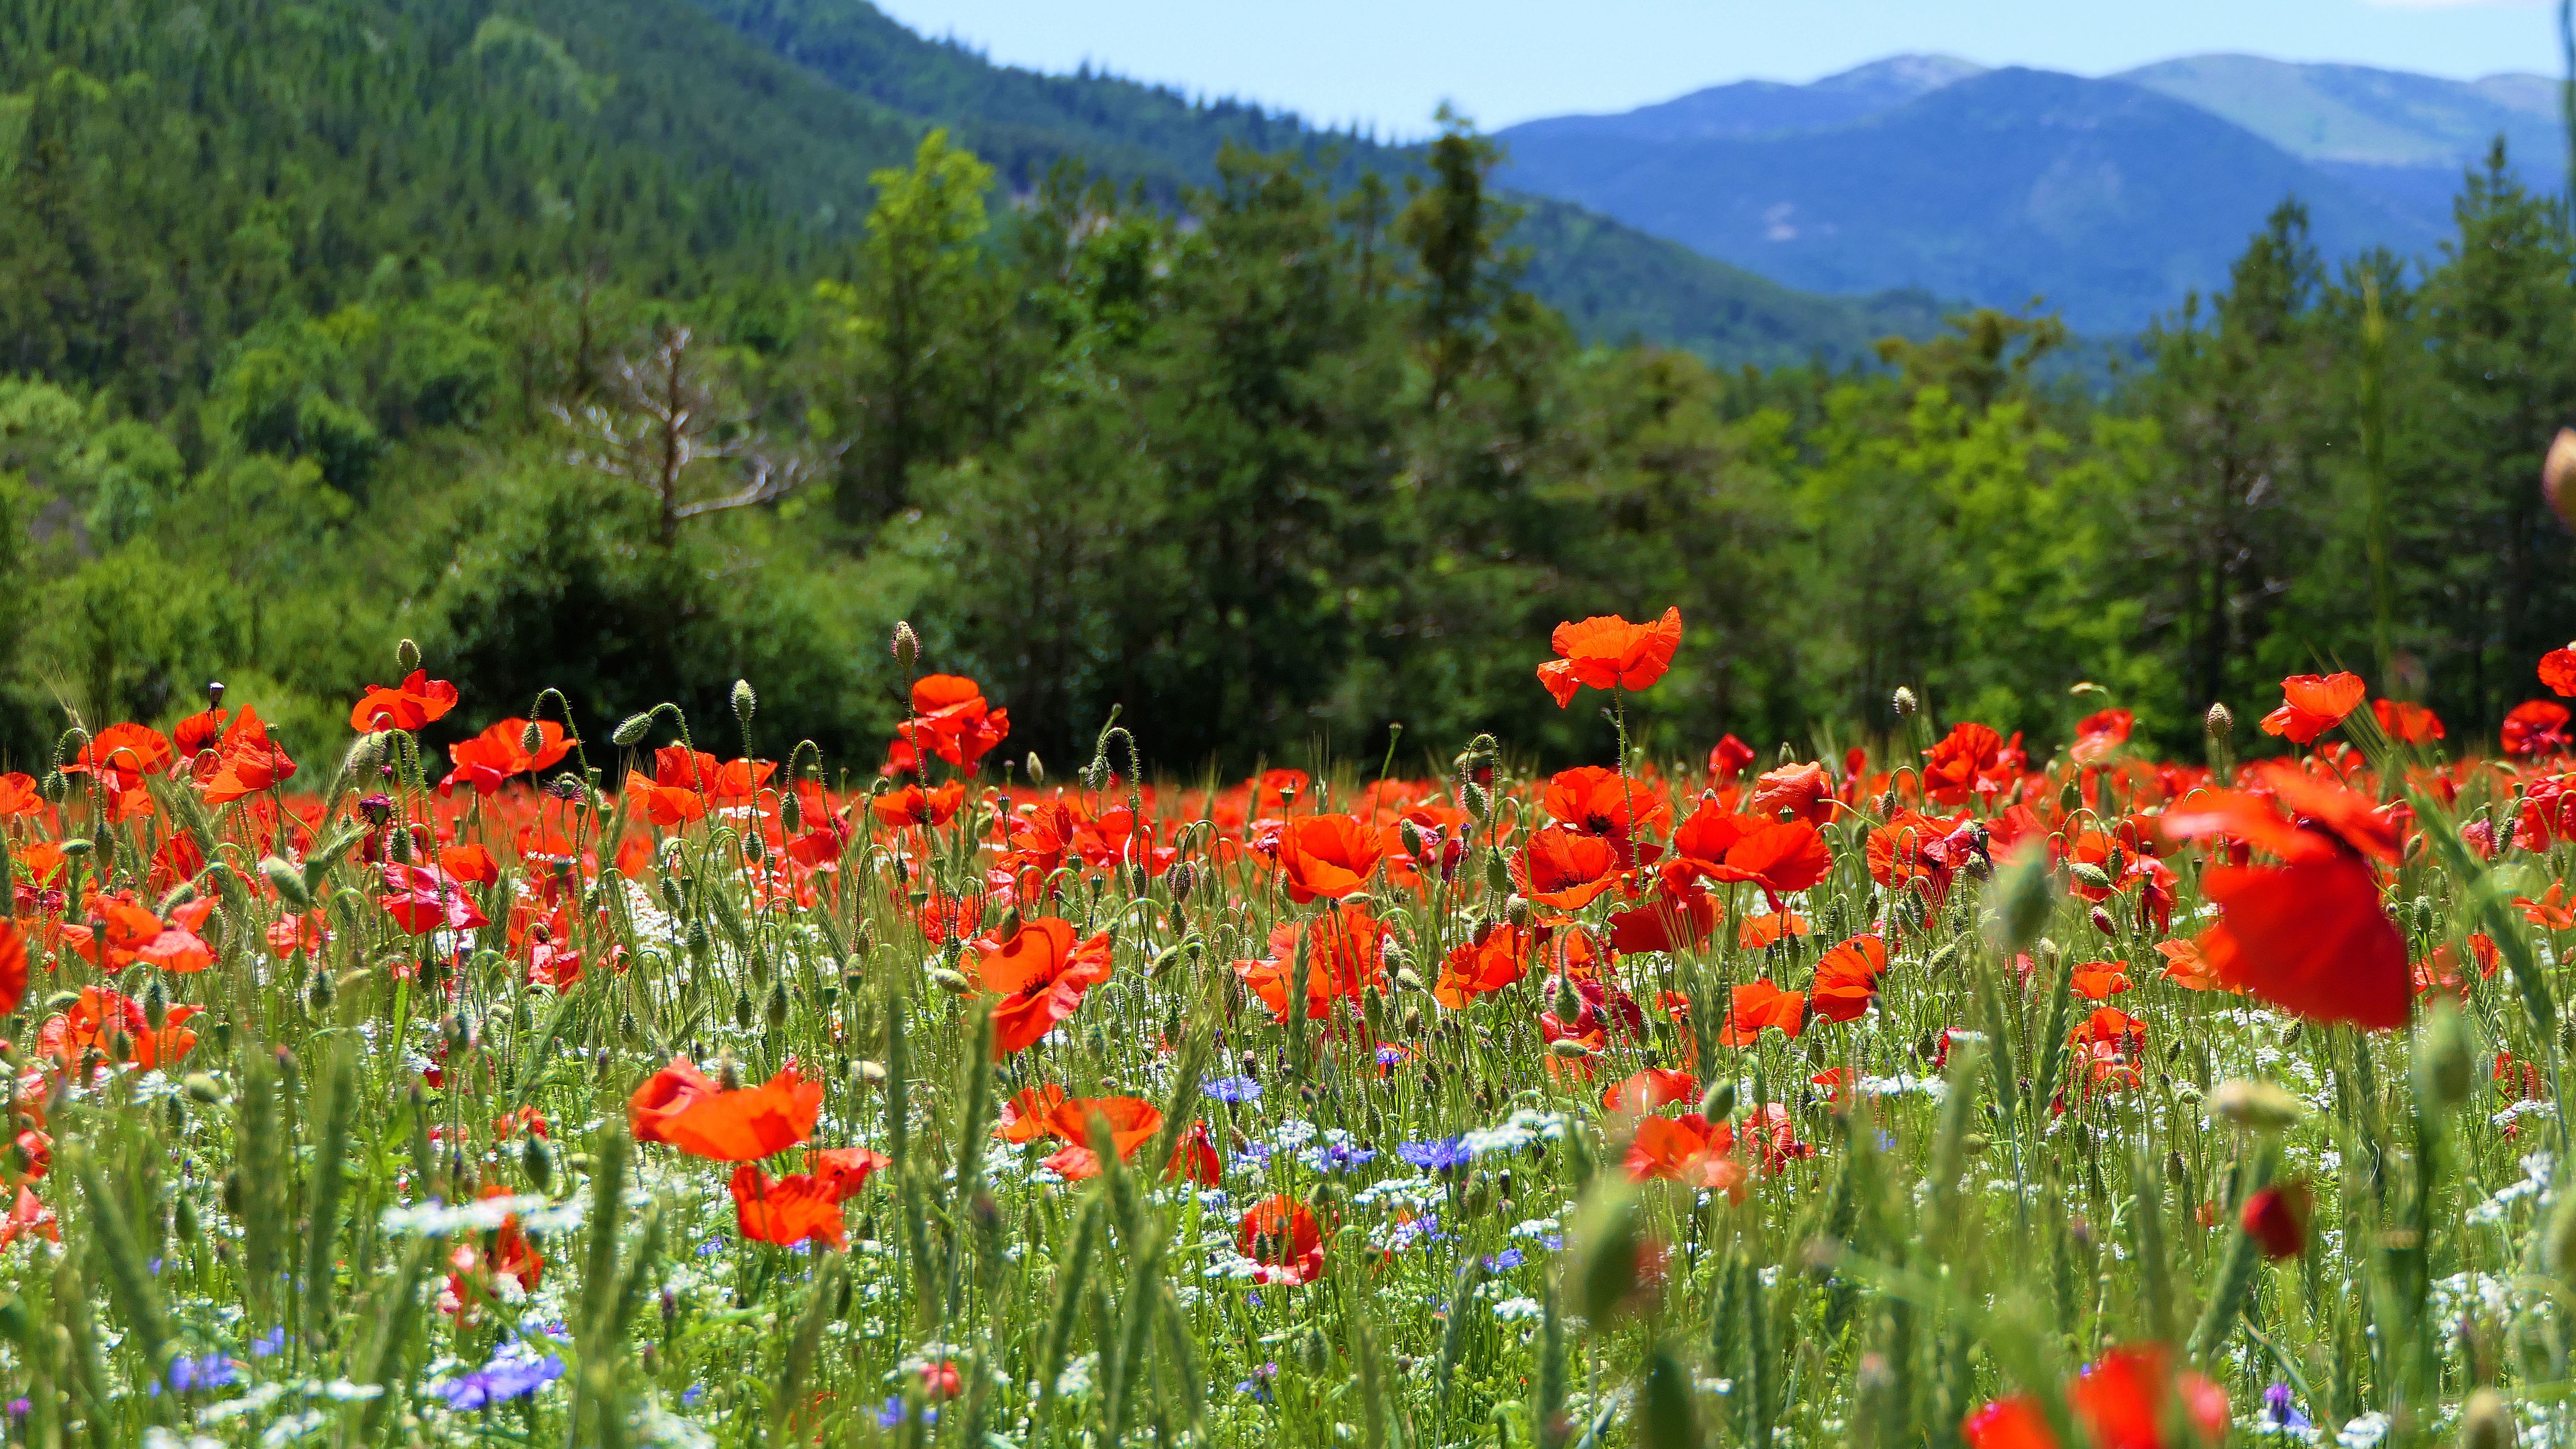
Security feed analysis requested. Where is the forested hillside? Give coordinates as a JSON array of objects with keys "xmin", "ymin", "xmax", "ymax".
[{"xmin": 1, "ymin": 0, "xmax": 2571, "ymax": 781}]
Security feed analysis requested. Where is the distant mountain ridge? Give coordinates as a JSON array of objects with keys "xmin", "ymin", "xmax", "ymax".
[{"xmin": 1498, "ymin": 53, "xmax": 2564, "ymax": 331}]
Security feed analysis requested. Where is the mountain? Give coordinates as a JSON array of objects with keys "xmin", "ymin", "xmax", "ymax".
[
  {"xmin": 1497, "ymin": 66, "xmax": 2440, "ymax": 333},
  {"xmin": 1496, "ymin": 60, "xmax": 2480, "ymax": 332},
  {"xmin": 1505, "ymin": 55, "xmax": 1986, "ymax": 146},
  {"xmin": 2117, "ymin": 54, "xmax": 2563, "ymax": 219},
  {"xmin": 657, "ymin": 0, "xmax": 1941, "ymax": 364}
]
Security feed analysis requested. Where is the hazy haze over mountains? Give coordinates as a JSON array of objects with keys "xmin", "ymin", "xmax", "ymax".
[{"xmin": 1498, "ymin": 54, "xmax": 2564, "ymax": 331}]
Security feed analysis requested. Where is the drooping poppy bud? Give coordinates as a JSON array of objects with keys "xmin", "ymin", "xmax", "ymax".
[{"xmin": 2240, "ymin": 1179, "xmax": 2310, "ymax": 1258}]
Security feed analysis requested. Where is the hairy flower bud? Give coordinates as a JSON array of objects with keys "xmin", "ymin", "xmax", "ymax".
[
  {"xmin": 730, "ymin": 678, "xmax": 756, "ymax": 727},
  {"xmin": 2208, "ymin": 1079, "xmax": 2306, "ymax": 1133},
  {"xmin": 612, "ymin": 712, "xmax": 655, "ymax": 747},
  {"xmin": 2205, "ymin": 702, "xmax": 2234, "ymax": 741},
  {"xmin": 1892, "ymin": 686, "xmax": 1918, "ymax": 719},
  {"xmin": 1024, "ymin": 751, "xmax": 1044, "ymax": 786},
  {"xmin": 520, "ymin": 720, "xmax": 545, "ymax": 757},
  {"xmin": 2546, "ymin": 428, "xmax": 2576, "ymax": 533}
]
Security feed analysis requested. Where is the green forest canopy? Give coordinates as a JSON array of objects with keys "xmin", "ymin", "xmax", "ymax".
[{"xmin": 1, "ymin": 0, "xmax": 2571, "ymax": 777}]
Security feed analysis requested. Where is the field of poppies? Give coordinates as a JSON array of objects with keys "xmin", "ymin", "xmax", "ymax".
[{"xmin": 3, "ymin": 608, "xmax": 2576, "ymax": 1449}]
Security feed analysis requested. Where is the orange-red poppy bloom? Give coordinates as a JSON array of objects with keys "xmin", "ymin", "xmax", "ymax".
[
  {"xmin": 1708, "ymin": 735, "xmax": 1756, "ymax": 781},
  {"xmin": 1236, "ymin": 1194, "xmax": 1326, "ymax": 1285},
  {"xmin": 0, "ymin": 919, "xmax": 23, "ymax": 1016},
  {"xmin": 1519, "ymin": 826, "xmax": 1618, "ymax": 909},
  {"xmin": 2370, "ymin": 698, "xmax": 2444, "ymax": 745},
  {"xmin": 1607, "ymin": 885, "xmax": 1717, "ymax": 955},
  {"xmin": 1434, "ymin": 924, "xmax": 1529, "ymax": 1009},
  {"xmin": 1809, "ymin": 934, "xmax": 1888, "ymax": 1022},
  {"xmin": 2518, "ymin": 883, "xmax": 2576, "ymax": 931},
  {"xmin": 0, "ymin": 1185, "xmax": 58, "ymax": 1250},
  {"xmin": 2543, "ymin": 645, "xmax": 2576, "ymax": 697},
  {"xmin": 1717, "ymin": 979, "xmax": 1807, "ymax": 1045},
  {"xmin": 873, "ymin": 781, "xmax": 965, "ymax": 830},
  {"xmin": 350, "ymin": 670, "xmax": 460, "ymax": 732},
  {"xmin": 1543, "ymin": 766, "xmax": 1673, "ymax": 850},
  {"xmin": 66, "ymin": 722, "xmax": 173, "ymax": 788},
  {"xmin": 2259, "ymin": 672, "xmax": 2366, "ymax": 745},
  {"xmin": 1752, "ymin": 761, "xmax": 1835, "ymax": 824},
  {"xmin": 380, "ymin": 863, "xmax": 490, "ymax": 936},
  {"xmin": 1603, "ymin": 1067, "xmax": 1697, "ymax": 1116},
  {"xmin": 808, "ymin": 1147, "xmax": 893, "ymax": 1200},
  {"xmin": 37, "ymin": 987, "xmax": 200, "ymax": 1071},
  {"xmin": 1236, "ymin": 912, "xmax": 1387, "ymax": 1021},
  {"xmin": 2505, "ymin": 700, "xmax": 2573, "ymax": 757},
  {"xmin": 1167, "ymin": 1122, "xmax": 1224, "ymax": 1186},
  {"xmin": 1277, "ymin": 814, "xmax": 1387, "ymax": 903},
  {"xmin": 2070, "ymin": 963, "xmax": 2133, "ymax": 1000},
  {"xmin": 1032, "ymin": 1097, "xmax": 1166, "ymax": 1179},
  {"xmin": 0, "ymin": 772, "xmax": 44, "ymax": 819},
  {"xmin": 1623, "ymin": 1114, "xmax": 1748, "ymax": 1197},
  {"xmin": 730, "ymin": 1163, "xmax": 847, "ymax": 1250},
  {"xmin": 1922, "ymin": 722, "xmax": 2006, "ymax": 805},
  {"xmin": 1536, "ymin": 607, "xmax": 1682, "ymax": 708},
  {"xmin": 1737, "ymin": 911, "xmax": 1809, "ymax": 949},
  {"xmin": 439, "ymin": 718, "xmax": 576, "ymax": 796},
  {"xmin": 628, "ymin": 1060, "xmax": 822, "ymax": 1161},
  {"xmin": 2241, "ymin": 1180, "xmax": 2310, "ymax": 1259},
  {"xmin": 969, "ymin": 917, "xmax": 1115, "ymax": 1056},
  {"xmin": 1964, "ymin": 1345, "xmax": 2227, "ymax": 1449}
]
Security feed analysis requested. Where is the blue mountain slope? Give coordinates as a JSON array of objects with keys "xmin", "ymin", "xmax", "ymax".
[{"xmin": 1498, "ymin": 67, "xmax": 2445, "ymax": 332}]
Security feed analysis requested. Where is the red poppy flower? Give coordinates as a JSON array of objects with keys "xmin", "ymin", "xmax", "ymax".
[
  {"xmin": 2069, "ymin": 1344, "xmax": 2229, "ymax": 1449},
  {"xmin": 38, "ymin": 987, "xmax": 199, "ymax": 1071},
  {"xmin": 1717, "ymin": 979, "xmax": 1807, "ymax": 1046},
  {"xmin": 0, "ymin": 1185, "xmax": 57, "ymax": 1250},
  {"xmin": 2370, "ymin": 698, "xmax": 2444, "ymax": 745},
  {"xmin": 997, "ymin": 1085, "xmax": 1073, "ymax": 1143},
  {"xmin": 439, "ymin": 718, "xmax": 576, "ymax": 796},
  {"xmin": 873, "ymin": 781, "xmax": 965, "ymax": 830},
  {"xmin": 806, "ymin": 1147, "xmax": 892, "ymax": 1201},
  {"xmin": 627, "ymin": 775, "xmax": 708, "ymax": 828},
  {"xmin": 1607, "ymin": 885, "xmax": 1718, "ymax": 955},
  {"xmin": 1543, "ymin": 767, "xmax": 1672, "ymax": 851},
  {"xmin": 1709, "ymin": 735, "xmax": 1756, "ymax": 782},
  {"xmin": 1603, "ymin": 1067, "xmax": 1697, "ymax": 1116},
  {"xmin": 1623, "ymin": 1114, "xmax": 1748, "ymax": 1196},
  {"xmin": 437, "ymin": 844, "xmax": 500, "ymax": 886},
  {"xmin": 380, "ymin": 863, "xmax": 490, "ymax": 936},
  {"xmin": 2259, "ymin": 672, "xmax": 2366, "ymax": 745},
  {"xmin": 2241, "ymin": 1180, "xmax": 2310, "ymax": 1258},
  {"xmin": 66, "ymin": 722, "xmax": 174, "ymax": 788},
  {"xmin": 2543, "ymin": 645, "xmax": 2576, "ymax": 698},
  {"xmin": 0, "ymin": 919, "xmax": 26, "ymax": 1016},
  {"xmin": 2070, "ymin": 963, "xmax": 2133, "ymax": 1000},
  {"xmin": 1434, "ymin": 924, "xmax": 1528, "ymax": 1008},
  {"xmin": 628, "ymin": 1060, "xmax": 822, "ymax": 1161},
  {"xmin": 2505, "ymin": 700, "xmax": 2573, "ymax": 757},
  {"xmin": 0, "ymin": 772, "xmax": 40, "ymax": 819},
  {"xmin": 1519, "ymin": 826, "xmax": 1619, "ymax": 910},
  {"xmin": 1236, "ymin": 1195, "xmax": 1326, "ymax": 1285},
  {"xmin": 2518, "ymin": 883, "xmax": 2576, "ymax": 932},
  {"xmin": 200, "ymin": 707, "xmax": 300, "ymax": 806},
  {"xmin": 2072, "ymin": 708, "xmax": 2135, "ymax": 766},
  {"xmin": 350, "ymin": 670, "xmax": 460, "ymax": 733},
  {"xmin": 1236, "ymin": 912, "xmax": 1387, "ymax": 1021},
  {"xmin": 1962, "ymin": 1395, "xmax": 2055, "ymax": 1449},
  {"xmin": 1752, "ymin": 761, "xmax": 1835, "ymax": 824},
  {"xmin": 1737, "ymin": 911, "xmax": 1809, "ymax": 949},
  {"xmin": 2192, "ymin": 853, "xmax": 2406, "ymax": 1029},
  {"xmin": 1536, "ymin": 607, "xmax": 1682, "ymax": 708},
  {"xmin": 969, "ymin": 917, "xmax": 1116, "ymax": 1056},
  {"xmin": 890, "ymin": 675, "xmax": 1011, "ymax": 772},
  {"xmin": 1922, "ymin": 722, "xmax": 2006, "ymax": 805},
  {"xmin": 1277, "ymin": 814, "xmax": 1387, "ymax": 903},
  {"xmin": 1167, "ymin": 1121, "xmax": 1224, "ymax": 1186},
  {"xmin": 1034, "ymin": 1097, "xmax": 1166, "ymax": 1179},
  {"xmin": 730, "ymin": 1163, "xmax": 847, "ymax": 1250},
  {"xmin": 1809, "ymin": 934, "xmax": 1888, "ymax": 1022},
  {"xmin": 1682, "ymin": 819, "xmax": 1832, "ymax": 899},
  {"xmin": 171, "ymin": 709, "xmax": 228, "ymax": 760}
]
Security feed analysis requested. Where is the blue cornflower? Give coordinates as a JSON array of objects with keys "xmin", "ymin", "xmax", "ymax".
[
  {"xmin": 248, "ymin": 1328, "xmax": 287, "ymax": 1359},
  {"xmin": 876, "ymin": 1397, "xmax": 938, "ymax": 1430},
  {"xmin": 166, "ymin": 1352, "xmax": 238, "ymax": 1394},
  {"xmin": 1397, "ymin": 1136, "xmax": 1472, "ymax": 1173},
  {"xmin": 1485, "ymin": 1248, "xmax": 1526, "ymax": 1271},
  {"xmin": 1385, "ymin": 1214, "xmax": 1448, "ymax": 1250},
  {"xmin": 2257, "ymin": 1383, "xmax": 2313, "ymax": 1436},
  {"xmin": 682, "ymin": 1386, "xmax": 704, "ymax": 1408},
  {"xmin": 1302, "ymin": 1141, "xmax": 1377, "ymax": 1173},
  {"xmin": 437, "ymin": 1353, "xmax": 566, "ymax": 1411},
  {"xmin": 1203, "ymin": 1076, "xmax": 1263, "ymax": 1104}
]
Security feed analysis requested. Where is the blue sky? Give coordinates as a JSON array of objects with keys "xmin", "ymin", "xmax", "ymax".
[{"xmin": 872, "ymin": 0, "xmax": 2561, "ymax": 134}]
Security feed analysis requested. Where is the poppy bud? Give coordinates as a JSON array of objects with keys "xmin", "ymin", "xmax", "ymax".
[
  {"xmin": 1552, "ymin": 975, "xmax": 1580, "ymax": 1022},
  {"xmin": 1568, "ymin": 1183, "xmax": 1648, "ymax": 1322},
  {"xmin": 2240, "ymin": 1179, "xmax": 2310, "ymax": 1258},
  {"xmin": 260, "ymin": 857, "xmax": 311, "ymax": 911},
  {"xmin": 1295, "ymin": 1325, "xmax": 1331, "ymax": 1375},
  {"xmin": 1892, "ymin": 686, "xmax": 1918, "ymax": 720},
  {"xmin": 1463, "ymin": 784, "xmax": 1491, "ymax": 822},
  {"xmin": 207, "ymin": 680, "xmax": 227, "ymax": 709},
  {"xmin": 928, "ymin": 969, "xmax": 975, "ymax": 997},
  {"xmin": 141, "ymin": 977, "xmax": 169, "ymax": 1031},
  {"xmin": 304, "ymin": 967, "xmax": 333, "ymax": 1016},
  {"xmin": 1503, "ymin": 894, "xmax": 1532, "ymax": 928},
  {"xmin": 2461, "ymin": 1387, "xmax": 2516, "ymax": 1449},
  {"xmin": 222, "ymin": 1170, "xmax": 244, "ymax": 1217},
  {"xmin": 520, "ymin": 720, "xmax": 545, "ymax": 757},
  {"xmin": 175, "ymin": 1195, "xmax": 200, "ymax": 1243},
  {"xmin": 522, "ymin": 1132, "xmax": 553, "ymax": 1191},
  {"xmin": 2415, "ymin": 997, "xmax": 2475, "ymax": 1110},
  {"xmin": 395, "ymin": 638, "xmax": 421, "ymax": 673},
  {"xmin": 1025, "ymin": 752, "xmax": 1044, "ymax": 786},
  {"xmin": 890, "ymin": 621, "xmax": 920, "ymax": 669},
  {"xmin": 2205, "ymin": 702, "xmax": 2234, "ymax": 741},
  {"xmin": 612, "ymin": 712, "xmax": 655, "ymax": 747},
  {"xmin": 2068, "ymin": 863, "xmax": 2114, "ymax": 892},
  {"xmin": 2547, "ymin": 428, "xmax": 2576, "ymax": 533},
  {"xmin": 183, "ymin": 1072, "xmax": 225, "ymax": 1104},
  {"xmin": 1394, "ymin": 966, "xmax": 1426, "ymax": 994},
  {"xmin": 730, "ymin": 678, "xmax": 756, "ymax": 728},
  {"xmin": 1699, "ymin": 1080, "xmax": 1735, "ymax": 1121},
  {"xmin": 2089, "ymin": 906, "xmax": 2116, "ymax": 936},
  {"xmin": 2208, "ymin": 1079, "xmax": 2305, "ymax": 1133},
  {"xmin": 763, "ymin": 979, "xmax": 791, "ymax": 1028},
  {"xmin": 715, "ymin": 1052, "xmax": 744, "ymax": 1091},
  {"xmin": 1548, "ymin": 1038, "xmax": 1593, "ymax": 1061},
  {"xmin": 855, "ymin": 1059, "xmax": 887, "ymax": 1087}
]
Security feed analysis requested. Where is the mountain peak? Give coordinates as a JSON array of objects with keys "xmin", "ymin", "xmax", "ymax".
[{"xmin": 1807, "ymin": 54, "xmax": 1988, "ymax": 103}]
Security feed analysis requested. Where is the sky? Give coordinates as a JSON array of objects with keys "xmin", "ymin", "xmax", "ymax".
[{"xmin": 869, "ymin": 0, "xmax": 2562, "ymax": 136}]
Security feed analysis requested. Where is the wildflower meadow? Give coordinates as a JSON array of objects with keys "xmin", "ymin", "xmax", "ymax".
[{"xmin": 3, "ymin": 602, "xmax": 2576, "ymax": 1449}]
